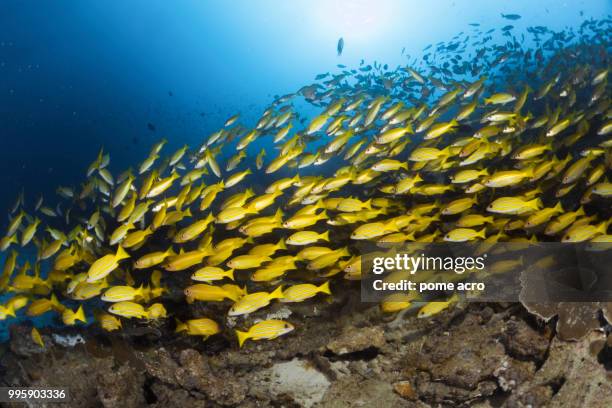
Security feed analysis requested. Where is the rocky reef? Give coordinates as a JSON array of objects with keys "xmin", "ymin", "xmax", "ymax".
[{"xmin": 1, "ymin": 299, "xmax": 611, "ymax": 407}]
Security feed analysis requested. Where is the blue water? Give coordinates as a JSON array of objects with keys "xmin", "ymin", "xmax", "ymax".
[{"xmin": 0, "ymin": 0, "xmax": 611, "ymax": 340}]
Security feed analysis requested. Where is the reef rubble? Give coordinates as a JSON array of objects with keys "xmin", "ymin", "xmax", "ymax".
[{"xmin": 1, "ymin": 302, "xmax": 610, "ymax": 407}]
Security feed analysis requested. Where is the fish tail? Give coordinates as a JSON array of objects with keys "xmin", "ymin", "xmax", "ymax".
[
  {"xmin": 50, "ymin": 293, "xmax": 62, "ymax": 310},
  {"xmin": 6, "ymin": 303, "xmax": 16, "ymax": 317},
  {"xmin": 75, "ymin": 305, "xmax": 87, "ymax": 323},
  {"xmin": 174, "ymin": 318, "xmax": 187, "ymax": 333},
  {"xmin": 477, "ymin": 227, "xmax": 487, "ymax": 239},
  {"xmin": 270, "ymin": 285, "xmax": 284, "ymax": 300},
  {"xmin": 597, "ymin": 221, "xmax": 608, "ymax": 235},
  {"xmin": 532, "ymin": 198, "xmax": 543, "ymax": 210},
  {"xmin": 274, "ymin": 208, "xmax": 285, "ymax": 220},
  {"xmin": 227, "ymin": 269, "xmax": 235, "ymax": 281},
  {"xmin": 318, "ymin": 281, "xmax": 332, "ymax": 295},
  {"xmin": 116, "ymin": 245, "xmax": 130, "ymax": 260},
  {"xmin": 136, "ymin": 284, "xmax": 145, "ymax": 299},
  {"xmin": 321, "ymin": 231, "xmax": 330, "ymax": 241},
  {"xmin": 277, "ymin": 238, "xmax": 286, "ymax": 250},
  {"xmin": 236, "ymin": 329, "xmax": 250, "ymax": 348}
]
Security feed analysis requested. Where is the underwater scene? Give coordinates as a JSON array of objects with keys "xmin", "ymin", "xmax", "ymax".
[{"xmin": 0, "ymin": 0, "xmax": 611, "ymax": 406}]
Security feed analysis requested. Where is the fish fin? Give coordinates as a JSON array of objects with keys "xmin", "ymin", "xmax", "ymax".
[
  {"xmin": 597, "ymin": 221, "xmax": 608, "ymax": 235},
  {"xmin": 477, "ymin": 227, "xmax": 487, "ymax": 239},
  {"xmin": 75, "ymin": 305, "xmax": 87, "ymax": 323},
  {"xmin": 318, "ymin": 281, "xmax": 332, "ymax": 295},
  {"xmin": 227, "ymin": 269, "xmax": 235, "ymax": 281},
  {"xmin": 269, "ymin": 285, "xmax": 284, "ymax": 300},
  {"xmin": 236, "ymin": 329, "xmax": 250, "ymax": 348},
  {"xmin": 274, "ymin": 208, "xmax": 285, "ymax": 220},
  {"xmin": 6, "ymin": 303, "xmax": 16, "ymax": 317},
  {"xmin": 174, "ymin": 318, "xmax": 187, "ymax": 333},
  {"xmin": 50, "ymin": 293, "xmax": 61, "ymax": 309},
  {"xmin": 532, "ymin": 198, "xmax": 543, "ymax": 210},
  {"xmin": 115, "ymin": 245, "xmax": 130, "ymax": 260}
]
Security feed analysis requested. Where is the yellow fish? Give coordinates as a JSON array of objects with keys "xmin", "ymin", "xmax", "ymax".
[
  {"xmin": 286, "ymin": 230, "xmax": 330, "ymax": 245},
  {"xmin": 444, "ymin": 227, "xmax": 486, "ymax": 242},
  {"xmin": 97, "ymin": 312, "xmax": 123, "ymax": 332},
  {"xmin": 184, "ymin": 283, "xmax": 240, "ymax": 303},
  {"xmin": 31, "ymin": 327, "xmax": 44, "ymax": 347},
  {"xmin": 486, "ymin": 197, "xmax": 541, "ymax": 215},
  {"xmin": 280, "ymin": 281, "xmax": 331, "ymax": 303},
  {"xmin": 226, "ymin": 254, "xmax": 271, "ymax": 270},
  {"xmin": 62, "ymin": 305, "xmax": 87, "ymax": 325},
  {"xmin": 175, "ymin": 318, "xmax": 220, "ymax": 339},
  {"xmin": 235, "ymin": 319, "xmax": 294, "ymax": 347},
  {"xmin": 417, "ymin": 294, "xmax": 460, "ymax": 318},
  {"xmin": 101, "ymin": 285, "xmax": 146, "ymax": 302},
  {"xmin": 191, "ymin": 266, "xmax": 235, "ymax": 282},
  {"xmin": 87, "ymin": 246, "xmax": 130, "ymax": 283},
  {"xmin": 228, "ymin": 286, "xmax": 283, "ymax": 316},
  {"xmin": 134, "ymin": 247, "xmax": 175, "ymax": 269},
  {"xmin": 108, "ymin": 301, "xmax": 148, "ymax": 319},
  {"xmin": 164, "ymin": 248, "xmax": 210, "ymax": 272}
]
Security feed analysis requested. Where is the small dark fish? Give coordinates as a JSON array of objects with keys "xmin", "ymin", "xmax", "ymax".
[
  {"xmin": 147, "ymin": 123, "xmax": 156, "ymax": 132},
  {"xmin": 168, "ymin": 91, "xmax": 173, "ymax": 96},
  {"xmin": 315, "ymin": 73, "xmax": 330, "ymax": 80},
  {"xmin": 337, "ymin": 37, "xmax": 344, "ymax": 56},
  {"xmin": 469, "ymin": 23, "xmax": 480, "ymax": 27},
  {"xmin": 337, "ymin": 64, "xmax": 346, "ymax": 68},
  {"xmin": 501, "ymin": 13, "xmax": 521, "ymax": 20}
]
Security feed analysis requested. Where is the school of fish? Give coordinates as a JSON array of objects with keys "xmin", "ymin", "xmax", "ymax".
[{"xmin": 0, "ymin": 16, "xmax": 611, "ymax": 347}]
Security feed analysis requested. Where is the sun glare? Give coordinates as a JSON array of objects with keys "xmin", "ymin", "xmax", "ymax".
[{"xmin": 311, "ymin": 0, "xmax": 395, "ymax": 45}]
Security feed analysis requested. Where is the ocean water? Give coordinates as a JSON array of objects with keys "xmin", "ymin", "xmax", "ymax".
[{"xmin": 0, "ymin": 0, "xmax": 611, "ymax": 343}]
